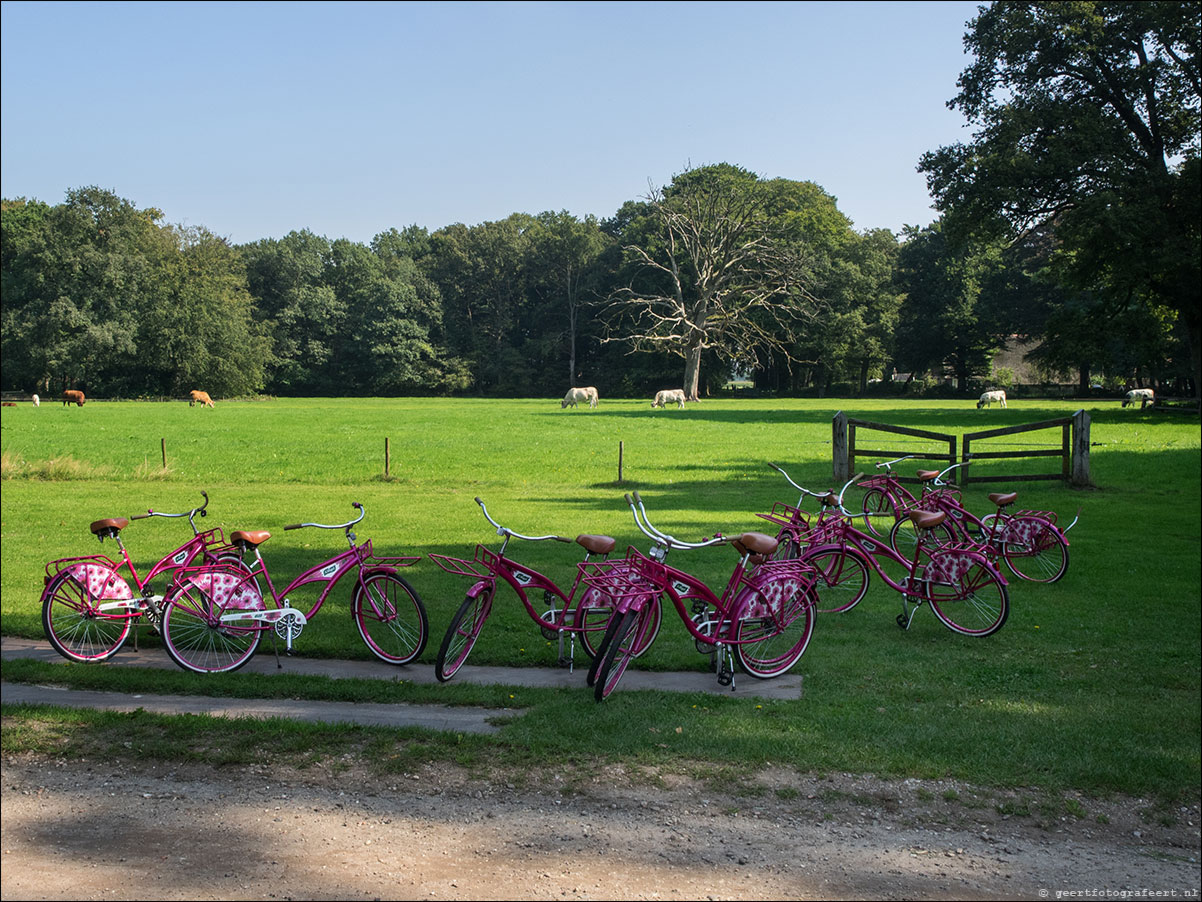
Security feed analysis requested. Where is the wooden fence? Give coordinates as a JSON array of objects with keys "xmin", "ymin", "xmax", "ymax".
[{"xmin": 833, "ymin": 410, "xmax": 1092, "ymax": 487}]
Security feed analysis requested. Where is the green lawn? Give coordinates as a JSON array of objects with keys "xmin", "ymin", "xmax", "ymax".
[{"xmin": 2, "ymin": 396, "xmax": 1199, "ymax": 801}]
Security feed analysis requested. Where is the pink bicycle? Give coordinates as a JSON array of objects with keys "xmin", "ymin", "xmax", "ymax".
[
  {"xmin": 580, "ymin": 492, "xmax": 819, "ymax": 701},
  {"xmin": 885, "ymin": 462, "xmax": 1076, "ymax": 584},
  {"xmin": 40, "ymin": 492, "xmax": 243, "ymax": 663},
  {"xmin": 158, "ymin": 502, "xmax": 428, "ymax": 674},
  {"xmin": 757, "ymin": 462, "xmax": 853, "ymax": 558},
  {"xmin": 428, "ymin": 497, "xmax": 647, "ymax": 682},
  {"xmin": 798, "ymin": 476, "xmax": 1011, "ymax": 635}
]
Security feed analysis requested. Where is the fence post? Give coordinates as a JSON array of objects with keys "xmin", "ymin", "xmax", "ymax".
[
  {"xmin": 1071, "ymin": 409, "xmax": 1092, "ymax": 487},
  {"xmin": 832, "ymin": 411, "xmax": 849, "ymax": 482}
]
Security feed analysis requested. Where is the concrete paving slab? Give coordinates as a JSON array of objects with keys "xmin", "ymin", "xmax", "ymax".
[
  {"xmin": 1, "ymin": 636, "xmax": 804, "ymax": 699},
  {"xmin": 0, "ymin": 681, "xmax": 507, "ymax": 734}
]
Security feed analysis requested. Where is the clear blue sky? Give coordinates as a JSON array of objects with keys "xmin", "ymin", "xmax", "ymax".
[{"xmin": 1, "ymin": 0, "xmax": 983, "ymax": 245}]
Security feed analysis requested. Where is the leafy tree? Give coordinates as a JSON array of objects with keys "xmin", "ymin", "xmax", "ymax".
[
  {"xmin": 894, "ymin": 221, "xmax": 1003, "ymax": 391},
  {"xmin": 3, "ymin": 189, "xmax": 271, "ymax": 397},
  {"xmin": 783, "ymin": 227, "xmax": 903, "ymax": 395},
  {"xmin": 424, "ymin": 215, "xmax": 535, "ymax": 394},
  {"xmin": 524, "ymin": 211, "xmax": 612, "ymax": 389},
  {"xmin": 141, "ymin": 226, "xmax": 271, "ymax": 397},
  {"xmin": 920, "ymin": 1, "xmax": 1202, "ymax": 396},
  {"xmin": 242, "ymin": 231, "xmax": 343, "ymax": 394},
  {"xmin": 604, "ymin": 164, "xmax": 825, "ymax": 401}
]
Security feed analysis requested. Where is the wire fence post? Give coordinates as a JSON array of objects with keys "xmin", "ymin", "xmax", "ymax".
[
  {"xmin": 385, "ymin": 437, "xmax": 390, "ymax": 479},
  {"xmin": 618, "ymin": 440, "xmax": 624, "ymax": 483},
  {"xmin": 161, "ymin": 438, "xmax": 167, "ymax": 469}
]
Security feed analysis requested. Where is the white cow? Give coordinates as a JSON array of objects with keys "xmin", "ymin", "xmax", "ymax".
[
  {"xmin": 977, "ymin": 390, "xmax": 1007, "ymax": 409},
  {"xmin": 1122, "ymin": 388, "xmax": 1154, "ymax": 408},
  {"xmin": 561, "ymin": 386, "xmax": 598, "ymax": 409},
  {"xmin": 652, "ymin": 389, "xmax": 686, "ymax": 409},
  {"xmin": 32, "ymin": 394, "xmax": 40, "ymax": 407}
]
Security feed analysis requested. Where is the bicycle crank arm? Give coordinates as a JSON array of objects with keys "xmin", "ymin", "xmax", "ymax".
[
  {"xmin": 220, "ymin": 609, "xmax": 308, "ymax": 627},
  {"xmin": 221, "ymin": 609, "xmax": 308, "ymax": 651}
]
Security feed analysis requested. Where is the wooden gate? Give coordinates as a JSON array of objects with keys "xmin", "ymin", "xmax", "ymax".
[
  {"xmin": 962, "ymin": 410, "xmax": 1091, "ymax": 486},
  {"xmin": 833, "ymin": 410, "xmax": 1092, "ymax": 487}
]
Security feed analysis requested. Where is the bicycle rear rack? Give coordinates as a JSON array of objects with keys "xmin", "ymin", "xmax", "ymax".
[
  {"xmin": 577, "ymin": 554, "xmax": 661, "ymax": 603},
  {"xmin": 755, "ymin": 502, "xmax": 809, "ymax": 530},
  {"xmin": 428, "ymin": 545, "xmax": 500, "ymax": 579}
]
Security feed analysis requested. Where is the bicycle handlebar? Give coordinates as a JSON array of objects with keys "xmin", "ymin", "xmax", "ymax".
[
  {"xmin": 625, "ymin": 492, "xmax": 728, "ymax": 551},
  {"xmin": 473, "ymin": 497, "xmax": 572, "ymax": 543},
  {"xmin": 829, "ymin": 473, "xmax": 868, "ymax": 519},
  {"xmin": 932, "ymin": 461, "xmax": 971, "ymax": 486},
  {"xmin": 284, "ymin": 501, "xmax": 366, "ymax": 532},
  {"xmin": 130, "ymin": 491, "xmax": 211, "ymax": 529},
  {"xmin": 766, "ymin": 462, "xmax": 832, "ymax": 500},
  {"xmin": 876, "ymin": 455, "xmax": 914, "ymax": 471}
]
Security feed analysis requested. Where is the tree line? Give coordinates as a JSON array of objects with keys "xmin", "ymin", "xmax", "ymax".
[{"xmin": 2, "ymin": 3, "xmax": 1197, "ymax": 402}]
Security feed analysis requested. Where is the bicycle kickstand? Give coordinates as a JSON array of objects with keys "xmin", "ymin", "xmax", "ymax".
[
  {"xmin": 897, "ymin": 591, "xmax": 922, "ymax": 631},
  {"xmin": 716, "ymin": 645, "xmax": 737, "ymax": 691}
]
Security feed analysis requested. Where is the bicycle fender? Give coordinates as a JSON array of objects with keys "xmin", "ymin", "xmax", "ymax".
[
  {"xmin": 466, "ymin": 580, "xmax": 492, "ymax": 600},
  {"xmin": 361, "ymin": 565, "xmax": 401, "ymax": 580},
  {"xmin": 56, "ymin": 562, "xmax": 134, "ymax": 602},
  {"xmin": 927, "ymin": 548, "xmax": 1008, "ymax": 586}
]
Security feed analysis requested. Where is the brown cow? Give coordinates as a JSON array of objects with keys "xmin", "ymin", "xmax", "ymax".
[
  {"xmin": 62, "ymin": 390, "xmax": 86, "ymax": 407},
  {"xmin": 189, "ymin": 390, "xmax": 215, "ymax": 408}
]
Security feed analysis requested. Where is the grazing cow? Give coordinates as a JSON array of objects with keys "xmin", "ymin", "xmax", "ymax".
[
  {"xmin": 1122, "ymin": 388, "xmax": 1154, "ymax": 408},
  {"xmin": 651, "ymin": 389, "xmax": 686, "ymax": 409},
  {"xmin": 561, "ymin": 387, "xmax": 598, "ymax": 409},
  {"xmin": 62, "ymin": 390, "xmax": 86, "ymax": 407},
  {"xmin": 977, "ymin": 390, "xmax": 1007, "ymax": 409},
  {"xmin": 189, "ymin": 390, "xmax": 215, "ymax": 408},
  {"xmin": 32, "ymin": 394, "xmax": 40, "ymax": 407}
]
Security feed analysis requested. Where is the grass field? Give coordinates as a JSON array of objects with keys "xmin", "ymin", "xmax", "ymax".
[{"xmin": 2, "ymin": 396, "xmax": 1199, "ymax": 802}]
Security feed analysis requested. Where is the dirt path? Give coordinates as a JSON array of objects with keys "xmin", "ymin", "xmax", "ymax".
[{"xmin": 2, "ymin": 753, "xmax": 1197, "ymax": 900}]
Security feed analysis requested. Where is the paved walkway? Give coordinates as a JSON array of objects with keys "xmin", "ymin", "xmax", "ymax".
[{"xmin": 1, "ymin": 637, "xmax": 803, "ymax": 734}]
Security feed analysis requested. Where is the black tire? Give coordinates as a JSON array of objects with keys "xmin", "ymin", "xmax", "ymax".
[
  {"xmin": 860, "ymin": 487, "xmax": 895, "ymax": 537},
  {"xmin": 574, "ymin": 593, "xmax": 661, "ymax": 661},
  {"xmin": 593, "ymin": 607, "xmax": 654, "ymax": 701},
  {"xmin": 160, "ymin": 582, "xmax": 263, "ymax": 673},
  {"xmin": 41, "ymin": 569, "xmax": 133, "ymax": 663},
  {"xmin": 801, "ymin": 546, "xmax": 870, "ymax": 614},
  {"xmin": 353, "ymin": 571, "xmax": 428, "ymax": 665},
  {"xmin": 435, "ymin": 590, "xmax": 493, "ymax": 682},
  {"xmin": 735, "ymin": 583, "xmax": 817, "ymax": 678},
  {"xmin": 925, "ymin": 559, "xmax": 1010, "ymax": 637},
  {"xmin": 1000, "ymin": 517, "xmax": 1070, "ymax": 583}
]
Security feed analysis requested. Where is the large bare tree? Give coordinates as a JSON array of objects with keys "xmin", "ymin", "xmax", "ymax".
[{"xmin": 604, "ymin": 166, "xmax": 823, "ymax": 401}]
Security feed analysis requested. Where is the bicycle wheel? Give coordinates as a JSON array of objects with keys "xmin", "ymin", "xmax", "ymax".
[
  {"xmin": 41, "ymin": 569, "xmax": 133, "ymax": 663},
  {"xmin": 435, "ymin": 589, "xmax": 493, "ymax": 682},
  {"xmin": 802, "ymin": 547, "xmax": 870, "ymax": 614},
  {"xmin": 925, "ymin": 559, "xmax": 1009, "ymax": 637},
  {"xmin": 888, "ymin": 517, "xmax": 956, "ymax": 559},
  {"xmin": 593, "ymin": 606, "xmax": 656, "ymax": 701},
  {"xmin": 859, "ymin": 488, "xmax": 895, "ymax": 537},
  {"xmin": 574, "ymin": 593, "xmax": 661, "ymax": 661},
  {"xmin": 999, "ymin": 517, "xmax": 1069, "ymax": 583},
  {"xmin": 353, "ymin": 571, "xmax": 429, "ymax": 665},
  {"xmin": 160, "ymin": 583, "xmax": 263, "ymax": 673},
  {"xmin": 735, "ymin": 583, "xmax": 817, "ymax": 678}
]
